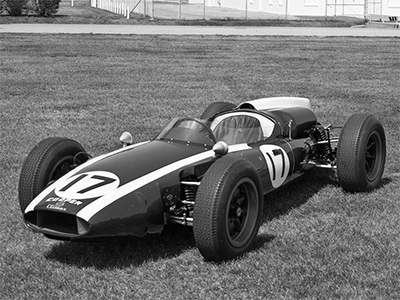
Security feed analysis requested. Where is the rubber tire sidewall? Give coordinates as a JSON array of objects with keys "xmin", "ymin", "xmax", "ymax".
[
  {"xmin": 200, "ymin": 102, "xmax": 236, "ymax": 120},
  {"xmin": 193, "ymin": 156, "xmax": 263, "ymax": 261},
  {"xmin": 18, "ymin": 137, "xmax": 86, "ymax": 213},
  {"xmin": 337, "ymin": 114, "xmax": 386, "ymax": 192}
]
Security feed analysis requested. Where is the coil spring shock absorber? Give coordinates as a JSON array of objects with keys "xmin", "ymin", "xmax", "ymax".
[
  {"xmin": 182, "ymin": 185, "xmax": 195, "ymax": 218},
  {"xmin": 184, "ymin": 185, "xmax": 195, "ymax": 202},
  {"xmin": 312, "ymin": 125, "xmax": 331, "ymax": 156}
]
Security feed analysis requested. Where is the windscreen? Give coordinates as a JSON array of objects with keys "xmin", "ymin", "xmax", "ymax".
[{"xmin": 156, "ymin": 118, "xmax": 216, "ymax": 147}]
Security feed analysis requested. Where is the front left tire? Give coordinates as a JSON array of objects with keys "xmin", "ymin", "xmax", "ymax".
[{"xmin": 193, "ymin": 156, "xmax": 263, "ymax": 261}]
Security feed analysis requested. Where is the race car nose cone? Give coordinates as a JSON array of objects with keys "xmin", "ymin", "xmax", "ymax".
[{"xmin": 213, "ymin": 141, "xmax": 229, "ymax": 157}]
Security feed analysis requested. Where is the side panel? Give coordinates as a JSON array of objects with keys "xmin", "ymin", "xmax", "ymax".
[
  {"xmin": 257, "ymin": 139, "xmax": 295, "ymax": 194},
  {"xmin": 286, "ymin": 138, "xmax": 311, "ymax": 173},
  {"xmin": 230, "ymin": 140, "xmax": 296, "ymax": 195}
]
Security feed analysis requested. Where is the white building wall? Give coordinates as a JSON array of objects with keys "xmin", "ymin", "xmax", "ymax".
[
  {"xmin": 385, "ymin": 0, "xmax": 400, "ymax": 16},
  {"xmin": 202, "ymin": 0, "xmax": 400, "ymax": 17},
  {"xmin": 261, "ymin": 0, "xmax": 286, "ymax": 15}
]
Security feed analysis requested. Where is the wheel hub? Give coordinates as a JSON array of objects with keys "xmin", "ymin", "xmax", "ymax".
[{"xmin": 236, "ymin": 207, "xmax": 242, "ymax": 217}]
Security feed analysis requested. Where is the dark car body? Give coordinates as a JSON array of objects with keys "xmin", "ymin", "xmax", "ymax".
[{"xmin": 19, "ymin": 97, "xmax": 386, "ymax": 260}]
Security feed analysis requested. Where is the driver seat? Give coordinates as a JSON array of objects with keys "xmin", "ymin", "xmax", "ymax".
[{"xmin": 213, "ymin": 115, "xmax": 263, "ymax": 145}]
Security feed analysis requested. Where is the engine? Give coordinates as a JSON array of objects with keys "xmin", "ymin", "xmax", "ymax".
[{"xmin": 304, "ymin": 124, "xmax": 338, "ymax": 168}]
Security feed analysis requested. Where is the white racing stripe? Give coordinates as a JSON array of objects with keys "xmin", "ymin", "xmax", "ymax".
[
  {"xmin": 77, "ymin": 143, "xmax": 251, "ymax": 221},
  {"xmin": 24, "ymin": 141, "xmax": 149, "ymax": 214}
]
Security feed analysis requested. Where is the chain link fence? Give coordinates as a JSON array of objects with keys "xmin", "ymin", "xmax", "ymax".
[
  {"xmin": 144, "ymin": 1, "xmax": 293, "ymax": 20},
  {"xmin": 91, "ymin": 0, "xmax": 298, "ymax": 20},
  {"xmin": 89, "ymin": 0, "xmax": 399, "ymax": 21}
]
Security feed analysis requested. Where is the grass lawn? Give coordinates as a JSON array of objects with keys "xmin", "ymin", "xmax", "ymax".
[{"xmin": 0, "ymin": 33, "xmax": 399, "ymax": 299}]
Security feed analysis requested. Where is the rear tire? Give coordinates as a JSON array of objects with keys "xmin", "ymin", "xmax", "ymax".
[
  {"xmin": 200, "ymin": 102, "xmax": 236, "ymax": 120},
  {"xmin": 193, "ymin": 156, "xmax": 263, "ymax": 261},
  {"xmin": 18, "ymin": 137, "xmax": 87, "ymax": 213},
  {"xmin": 337, "ymin": 114, "xmax": 386, "ymax": 192}
]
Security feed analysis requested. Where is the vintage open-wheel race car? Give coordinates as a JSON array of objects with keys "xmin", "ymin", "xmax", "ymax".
[{"xmin": 19, "ymin": 97, "xmax": 386, "ymax": 261}]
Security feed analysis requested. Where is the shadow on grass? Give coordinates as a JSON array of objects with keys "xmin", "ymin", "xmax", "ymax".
[
  {"xmin": 45, "ymin": 169, "xmax": 335, "ymax": 269},
  {"xmin": 262, "ymin": 169, "xmax": 334, "ymax": 223},
  {"xmin": 45, "ymin": 224, "xmax": 195, "ymax": 269},
  {"xmin": 379, "ymin": 176, "xmax": 393, "ymax": 187}
]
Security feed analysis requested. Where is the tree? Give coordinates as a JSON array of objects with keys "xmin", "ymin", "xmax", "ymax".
[
  {"xmin": 33, "ymin": 0, "xmax": 61, "ymax": 17},
  {"xmin": 4, "ymin": 0, "xmax": 28, "ymax": 16}
]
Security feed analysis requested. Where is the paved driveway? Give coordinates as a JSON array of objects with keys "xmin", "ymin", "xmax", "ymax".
[{"xmin": 0, "ymin": 24, "xmax": 400, "ymax": 36}]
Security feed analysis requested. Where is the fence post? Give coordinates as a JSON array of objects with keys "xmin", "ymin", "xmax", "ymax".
[
  {"xmin": 325, "ymin": 0, "xmax": 328, "ymax": 19},
  {"xmin": 334, "ymin": 0, "xmax": 337, "ymax": 16},
  {"xmin": 285, "ymin": 0, "xmax": 288, "ymax": 19},
  {"xmin": 149, "ymin": 0, "xmax": 154, "ymax": 19}
]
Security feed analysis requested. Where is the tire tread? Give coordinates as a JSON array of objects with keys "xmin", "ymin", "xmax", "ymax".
[
  {"xmin": 193, "ymin": 156, "xmax": 262, "ymax": 261},
  {"xmin": 337, "ymin": 114, "xmax": 385, "ymax": 192}
]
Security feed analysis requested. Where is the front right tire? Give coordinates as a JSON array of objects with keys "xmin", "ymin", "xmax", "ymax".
[{"xmin": 18, "ymin": 137, "xmax": 87, "ymax": 213}]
